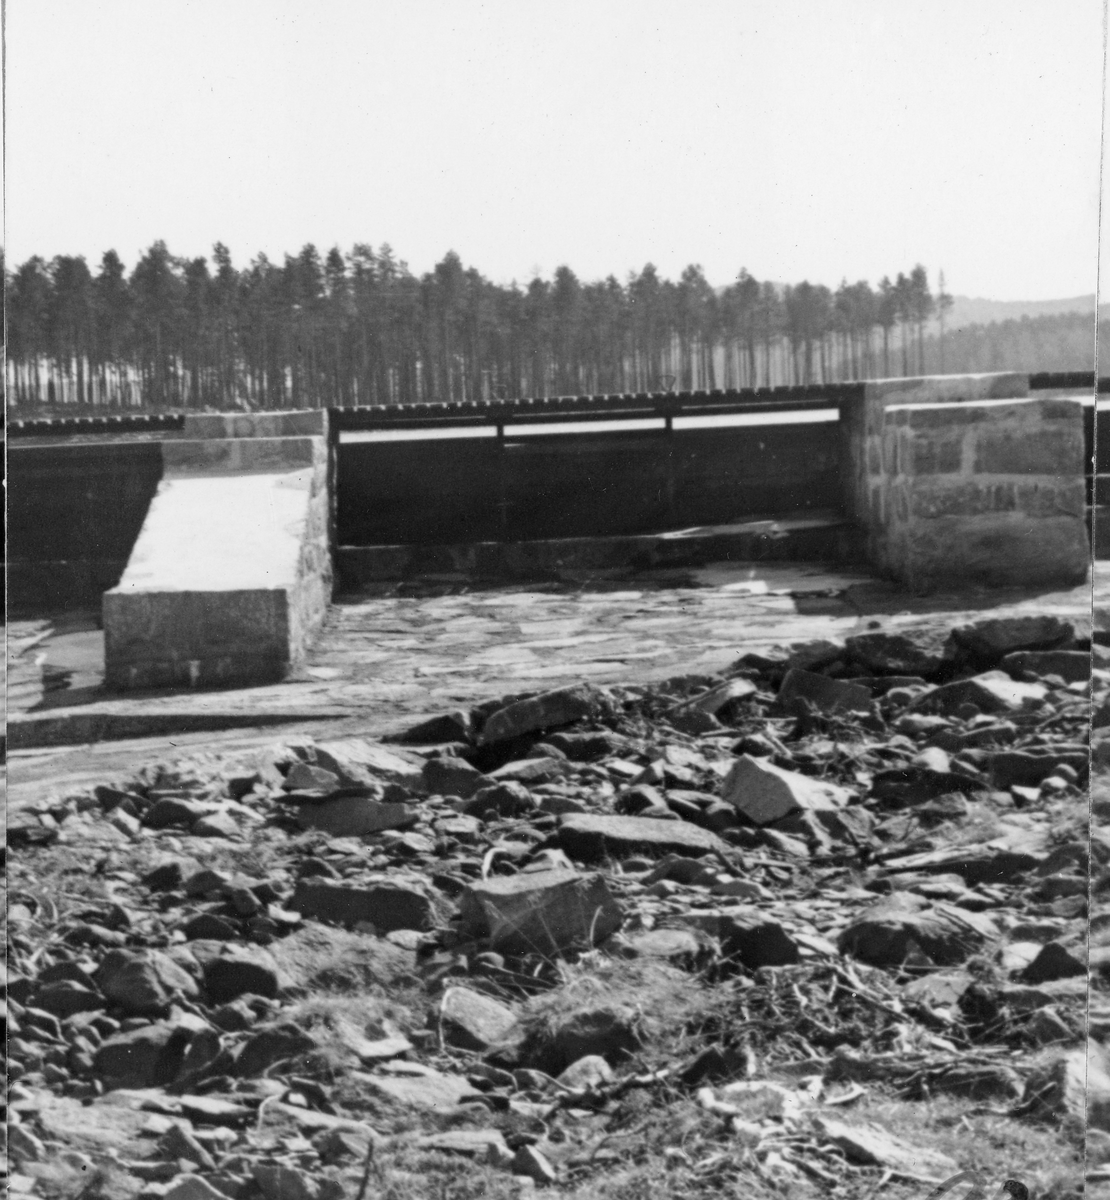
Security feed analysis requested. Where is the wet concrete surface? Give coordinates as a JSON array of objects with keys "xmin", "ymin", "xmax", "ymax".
[{"xmin": 6, "ymin": 559, "xmax": 1098, "ymax": 817}]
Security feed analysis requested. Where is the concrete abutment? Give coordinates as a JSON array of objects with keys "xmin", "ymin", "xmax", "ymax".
[
  {"xmin": 102, "ymin": 411, "xmax": 333, "ymax": 690},
  {"xmin": 76, "ymin": 374, "xmax": 1096, "ymax": 689}
]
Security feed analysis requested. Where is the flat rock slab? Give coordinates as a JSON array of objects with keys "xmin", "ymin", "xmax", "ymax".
[
  {"xmin": 812, "ymin": 1116, "xmax": 958, "ymax": 1178},
  {"xmin": 458, "ymin": 868, "xmax": 624, "ymax": 956},
  {"xmin": 293, "ymin": 797, "xmax": 418, "ymax": 837},
  {"xmin": 557, "ymin": 813, "xmax": 729, "ymax": 860},
  {"xmin": 361, "ymin": 1068, "xmax": 481, "ymax": 1110}
]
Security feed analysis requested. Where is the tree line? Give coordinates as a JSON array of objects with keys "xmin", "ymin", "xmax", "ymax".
[{"xmin": 0, "ymin": 240, "xmax": 1018, "ymax": 412}]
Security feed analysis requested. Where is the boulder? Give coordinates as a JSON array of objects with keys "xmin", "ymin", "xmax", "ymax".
[
  {"xmin": 478, "ymin": 684, "xmax": 602, "ymax": 745},
  {"xmin": 290, "ymin": 879, "xmax": 447, "ymax": 933},
  {"xmin": 557, "ymin": 813, "xmax": 729, "ymax": 861},
  {"xmin": 720, "ymin": 755, "xmax": 850, "ymax": 825},
  {"xmin": 838, "ymin": 895, "xmax": 998, "ymax": 967},
  {"xmin": 440, "ymin": 987, "xmax": 519, "ymax": 1051},
  {"xmin": 458, "ymin": 868, "xmax": 624, "ymax": 956},
  {"xmin": 777, "ymin": 669, "xmax": 871, "ymax": 715}
]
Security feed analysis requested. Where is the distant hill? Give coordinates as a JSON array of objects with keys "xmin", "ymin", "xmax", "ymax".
[{"xmin": 941, "ymin": 294, "xmax": 1102, "ymax": 332}]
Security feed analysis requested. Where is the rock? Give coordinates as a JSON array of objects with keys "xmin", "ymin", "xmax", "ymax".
[
  {"xmin": 235, "ymin": 1022, "xmax": 317, "ymax": 1077},
  {"xmin": 33, "ymin": 980, "xmax": 105, "ymax": 1017},
  {"xmin": 720, "ymin": 755, "xmax": 849, "ymax": 825},
  {"xmin": 294, "ymin": 797, "xmax": 418, "ymax": 837},
  {"xmin": 777, "ymin": 669, "xmax": 872, "ymax": 715},
  {"xmin": 682, "ymin": 909, "xmax": 800, "ymax": 969},
  {"xmin": 845, "ymin": 631, "xmax": 946, "ymax": 677},
  {"xmin": 164, "ymin": 1177, "xmax": 230, "ymax": 1200},
  {"xmin": 916, "ymin": 671, "xmax": 1047, "ymax": 715},
  {"xmin": 557, "ymin": 1054, "xmax": 614, "ymax": 1090},
  {"xmin": 838, "ymin": 895, "xmax": 998, "ymax": 967},
  {"xmin": 812, "ymin": 1116, "xmax": 958, "ymax": 1177},
  {"xmin": 511, "ymin": 1145, "xmax": 558, "ymax": 1185},
  {"xmin": 951, "ymin": 616, "xmax": 1073, "ymax": 662},
  {"xmin": 423, "ymin": 756, "xmax": 489, "ymax": 799},
  {"xmin": 545, "ymin": 730, "xmax": 632, "ymax": 761},
  {"xmin": 252, "ymin": 1163, "xmax": 318, "ymax": 1200},
  {"xmin": 94, "ymin": 1021, "xmax": 191, "ymax": 1089},
  {"xmin": 290, "ymin": 879, "xmax": 447, "ymax": 933},
  {"xmin": 398, "ymin": 710, "xmax": 476, "ymax": 745},
  {"xmin": 8, "ymin": 1125, "xmax": 46, "ymax": 1165},
  {"xmin": 279, "ymin": 923, "xmax": 416, "ymax": 991},
  {"xmin": 1023, "ymin": 1041, "xmax": 1109, "ymax": 1133},
  {"xmin": 614, "ymin": 927, "xmax": 714, "ymax": 970},
  {"xmin": 986, "ymin": 749, "xmax": 1087, "ymax": 789},
  {"xmin": 1001, "ymin": 649, "xmax": 1090, "ymax": 683},
  {"xmin": 458, "ymin": 868, "xmax": 624, "ymax": 956},
  {"xmin": 203, "ymin": 944, "xmax": 285, "ymax": 1003},
  {"xmin": 314, "ymin": 739, "xmax": 425, "ymax": 787},
  {"xmin": 283, "ymin": 762, "xmax": 342, "ymax": 793},
  {"xmin": 671, "ymin": 677, "xmax": 758, "ymax": 716},
  {"xmin": 786, "ymin": 640, "xmax": 845, "ymax": 671},
  {"xmin": 181, "ymin": 913, "xmax": 238, "ymax": 940},
  {"xmin": 487, "ymin": 756, "xmax": 568, "ymax": 784},
  {"xmin": 191, "ymin": 810, "xmax": 241, "ymax": 838},
  {"xmin": 440, "ymin": 987, "xmax": 518, "ymax": 1051},
  {"xmin": 362, "ymin": 1067, "xmax": 481, "ymax": 1109},
  {"xmin": 537, "ymin": 1006, "xmax": 641, "ymax": 1072},
  {"xmin": 94, "ymin": 949, "xmax": 200, "ymax": 1016},
  {"xmin": 463, "ymin": 781, "xmax": 537, "ymax": 818},
  {"xmin": 1017, "ymin": 941, "xmax": 1086, "ymax": 984},
  {"xmin": 478, "ymin": 684, "xmax": 602, "ymax": 745},
  {"xmin": 159, "ymin": 1123, "xmax": 216, "ymax": 1171},
  {"xmin": 416, "ymin": 1130, "xmax": 512, "ymax": 1161},
  {"xmin": 143, "ymin": 797, "xmax": 221, "ymax": 829},
  {"xmin": 557, "ymin": 813, "xmax": 729, "ymax": 860}
]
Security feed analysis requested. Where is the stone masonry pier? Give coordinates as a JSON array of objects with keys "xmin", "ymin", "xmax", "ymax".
[{"xmin": 102, "ymin": 412, "xmax": 332, "ymax": 689}]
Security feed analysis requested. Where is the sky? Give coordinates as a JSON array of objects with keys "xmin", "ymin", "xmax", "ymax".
[{"xmin": 5, "ymin": 0, "xmax": 1109, "ymax": 301}]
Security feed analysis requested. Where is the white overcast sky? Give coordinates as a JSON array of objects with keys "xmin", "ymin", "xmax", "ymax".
[{"xmin": 5, "ymin": 0, "xmax": 1108, "ymax": 300}]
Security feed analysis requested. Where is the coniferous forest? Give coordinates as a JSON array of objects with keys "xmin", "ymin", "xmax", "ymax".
[{"xmin": 3, "ymin": 243, "xmax": 1103, "ymax": 412}]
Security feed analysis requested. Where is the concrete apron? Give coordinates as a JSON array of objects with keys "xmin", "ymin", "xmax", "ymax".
[{"xmin": 102, "ymin": 412, "xmax": 332, "ymax": 690}]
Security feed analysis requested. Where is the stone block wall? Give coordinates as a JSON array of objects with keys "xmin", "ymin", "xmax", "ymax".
[
  {"xmin": 876, "ymin": 397, "xmax": 1089, "ymax": 590},
  {"xmin": 103, "ymin": 413, "xmax": 333, "ymax": 689},
  {"xmin": 840, "ymin": 371, "xmax": 1029, "ymax": 530}
]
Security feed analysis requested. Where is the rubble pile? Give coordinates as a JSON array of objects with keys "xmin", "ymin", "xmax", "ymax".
[{"xmin": 5, "ymin": 614, "xmax": 1094, "ymax": 1197}]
